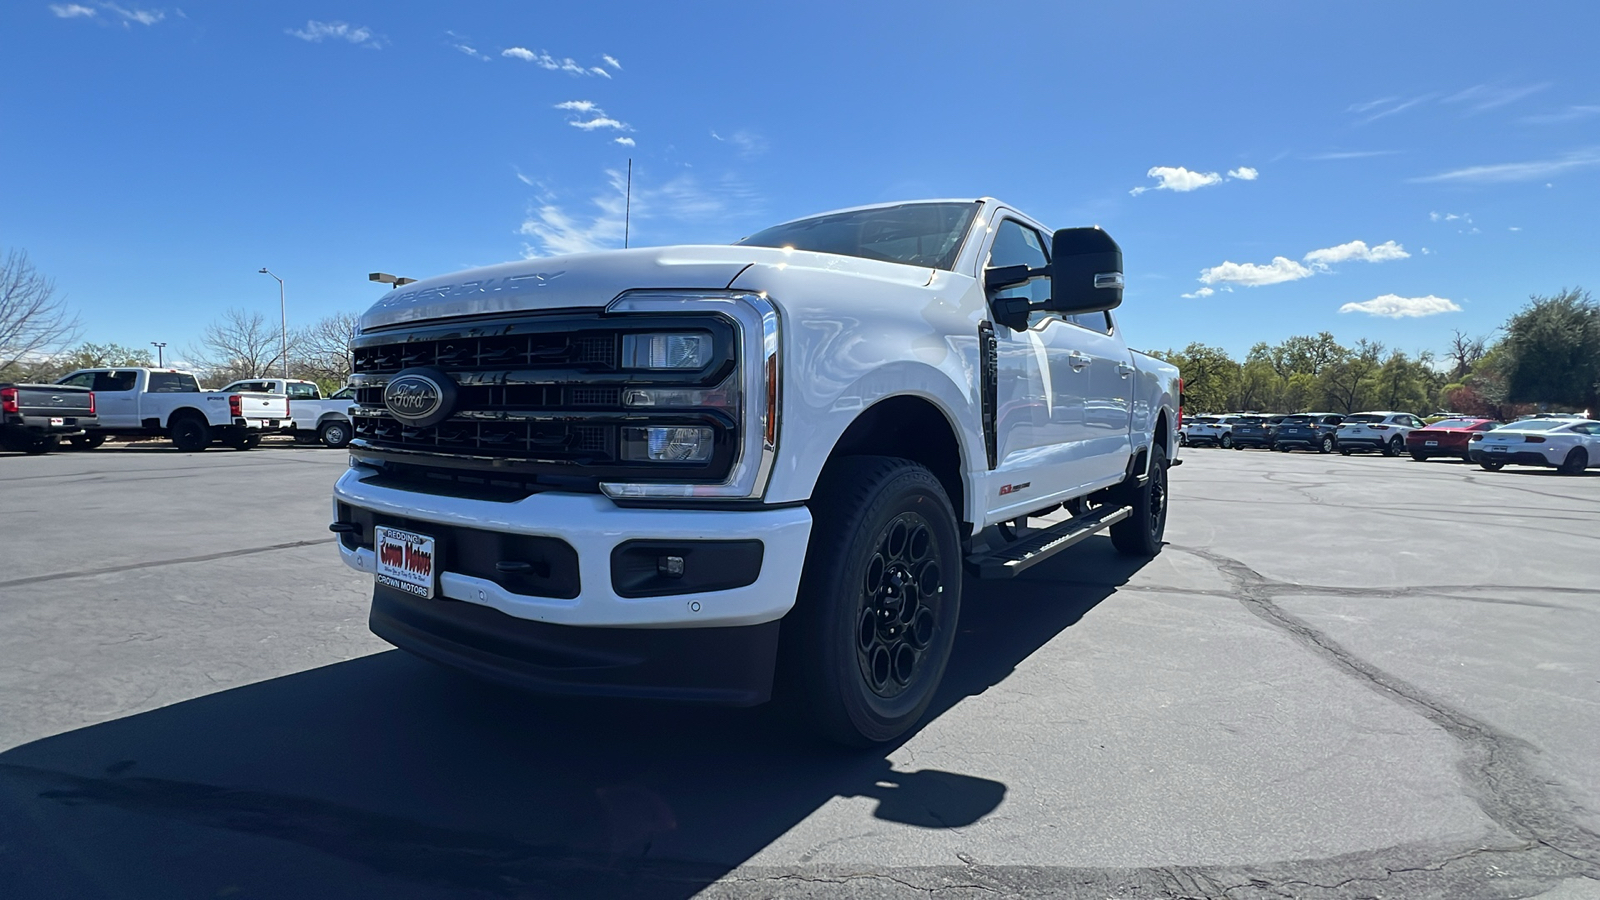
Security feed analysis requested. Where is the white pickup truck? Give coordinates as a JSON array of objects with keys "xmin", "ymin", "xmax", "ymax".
[
  {"xmin": 219, "ymin": 378, "xmax": 355, "ymax": 448},
  {"xmin": 56, "ymin": 368, "xmax": 290, "ymax": 451},
  {"xmin": 330, "ymin": 198, "xmax": 1181, "ymax": 745}
]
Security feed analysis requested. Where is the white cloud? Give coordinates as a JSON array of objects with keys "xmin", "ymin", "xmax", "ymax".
[
  {"xmin": 1521, "ymin": 105, "xmax": 1600, "ymax": 125},
  {"xmin": 1180, "ymin": 287, "xmax": 1216, "ymax": 299},
  {"xmin": 1429, "ymin": 211, "xmax": 1472, "ymax": 223},
  {"xmin": 519, "ymin": 169, "xmax": 761, "ymax": 258},
  {"xmin": 1349, "ymin": 94, "xmax": 1437, "ymax": 124},
  {"xmin": 502, "ymin": 47, "xmax": 613, "ymax": 76},
  {"xmin": 713, "ymin": 129, "xmax": 767, "ymax": 157},
  {"xmin": 1445, "ymin": 83, "xmax": 1551, "ymax": 114},
  {"xmin": 571, "ymin": 116, "xmax": 626, "ymax": 131},
  {"xmin": 287, "ymin": 20, "xmax": 382, "ymax": 48},
  {"xmin": 1413, "ymin": 150, "xmax": 1600, "ymax": 184},
  {"xmin": 555, "ymin": 100, "xmax": 598, "ymax": 113},
  {"xmin": 602, "ymin": 55, "xmax": 621, "ymax": 69},
  {"xmin": 1227, "ymin": 166, "xmax": 1259, "ymax": 180},
  {"xmin": 553, "ymin": 101, "xmax": 631, "ymax": 133},
  {"xmin": 1199, "ymin": 257, "xmax": 1313, "ymax": 287},
  {"xmin": 1339, "ymin": 294, "xmax": 1461, "ymax": 318},
  {"xmin": 448, "ymin": 35, "xmax": 489, "ymax": 61},
  {"xmin": 1509, "ymin": 226, "xmax": 1522, "ymax": 232},
  {"xmin": 1303, "ymin": 240, "xmax": 1409, "ymax": 270},
  {"xmin": 614, "ymin": 137, "xmax": 635, "ymax": 147},
  {"xmin": 102, "ymin": 2, "xmax": 162, "ymax": 25},
  {"xmin": 49, "ymin": 4, "xmax": 97, "ymax": 17},
  {"xmin": 1129, "ymin": 166, "xmax": 1225, "ymax": 196},
  {"xmin": 1421, "ymin": 247, "xmax": 1433, "ymax": 255}
]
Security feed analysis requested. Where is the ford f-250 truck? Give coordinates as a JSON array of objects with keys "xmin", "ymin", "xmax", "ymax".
[
  {"xmin": 219, "ymin": 378, "xmax": 355, "ymax": 448},
  {"xmin": 330, "ymin": 199, "xmax": 1180, "ymax": 745},
  {"xmin": 56, "ymin": 368, "xmax": 290, "ymax": 451},
  {"xmin": 1, "ymin": 382, "xmax": 96, "ymax": 454}
]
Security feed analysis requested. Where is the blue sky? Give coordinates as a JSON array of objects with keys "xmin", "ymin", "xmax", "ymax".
[{"xmin": 3, "ymin": 1, "xmax": 1598, "ymax": 366}]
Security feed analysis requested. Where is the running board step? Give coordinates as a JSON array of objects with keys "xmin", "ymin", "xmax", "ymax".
[{"xmin": 966, "ymin": 505, "xmax": 1133, "ymax": 579}]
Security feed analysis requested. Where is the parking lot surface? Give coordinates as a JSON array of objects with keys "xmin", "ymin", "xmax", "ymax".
[{"xmin": 1, "ymin": 443, "xmax": 1597, "ymax": 899}]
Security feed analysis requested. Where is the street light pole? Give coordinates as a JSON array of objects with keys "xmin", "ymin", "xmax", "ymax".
[
  {"xmin": 150, "ymin": 341, "xmax": 166, "ymax": 367},
  {"xmin": 258, "ymin": 268, "xmax": 288, "ymax": 378}
]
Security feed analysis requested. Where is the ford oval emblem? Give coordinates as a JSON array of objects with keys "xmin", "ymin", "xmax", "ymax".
[{"xmin": 382, "ymin": 368, "xmax": 457, "ymax": 428}]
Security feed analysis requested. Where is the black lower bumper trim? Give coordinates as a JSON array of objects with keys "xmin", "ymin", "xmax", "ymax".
[
  {"xmin": 369, "ymin": 586, "xmax": 780, "ymax": 706},
  {"xmin": 1469, "ymin": 450, "xmax": 1552, "ymax": 467}
]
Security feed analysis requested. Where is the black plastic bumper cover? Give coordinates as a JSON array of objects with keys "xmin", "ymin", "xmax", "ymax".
[
  {"xmin": 369, "ymin": 586, "xmax": 781, "ymax": 706},
  {"xmin": 1469, "ymin": 450, "xmax": 1552, "ymax": 467}
]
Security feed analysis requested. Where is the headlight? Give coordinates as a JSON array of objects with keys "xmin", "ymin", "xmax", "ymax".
[
  {"xmin": 622, "ymin": 426, "xmax": 715, "ymax": 462},
  {"xmin": 622, "ymin": 333, "xmax": 712, "ymax": 370}
]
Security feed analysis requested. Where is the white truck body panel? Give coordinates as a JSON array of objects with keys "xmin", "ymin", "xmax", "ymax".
[{"xmin": 57, "ymin": 368, "xmax": 289, "ymax": 432}]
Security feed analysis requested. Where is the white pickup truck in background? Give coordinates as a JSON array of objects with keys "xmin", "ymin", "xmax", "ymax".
[
  {"xmin": 331, "ymin": 198, "xmax": 1180, "ymax": 745},
  {"xmin": 219, "ymin": 378, "xmax": 355, "ymax": 447},
  {"xmin": 56, "ymin": 368, "xmax": 289, "ymax": 451}
]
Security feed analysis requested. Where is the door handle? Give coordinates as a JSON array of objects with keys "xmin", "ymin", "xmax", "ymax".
[
  {"xmin": 1117, "ymin": 362, "xmax": 1135, "ymax": 378},
  {"xmin": 1068, "ymin": 352, "xmax": 1092, "ymax": 370}
]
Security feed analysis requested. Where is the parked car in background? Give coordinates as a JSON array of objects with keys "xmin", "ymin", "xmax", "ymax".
[
  {"xmin": 1178, "ymin": 415, "xmax": 1217, "ymax": 446},
  {"xmin": 1406, "ymin": 417, "xmax": 1499, "ymax": 460},
  {"xmin": 1470, "ymin": 418, "xmax": 1600, "ymax": 474},
  {"xmin": 1274, "ymin": 413, "xmax": 1344, "ymax": 453},
  {"xmin": 1, "ymin": 382, "xmax": 96, "ymax": 454},
  {"xmin": 1336, "ymin": 411, "xmax": 1425, "ymax": 456},
  {"xmin": 219, "ymin": 378, "xmax": 354, "ymax": 447},
  {"xmin": 56, "ymin": 368, "xmax": 289, "ymax": 451},
  {"xmin": 1230, "ymin": 414, "xmax": 1285, "ymax": 450},
  {"xmin": 1185, "ymin": 414, "xmax": 1245, "ymax": 448}
]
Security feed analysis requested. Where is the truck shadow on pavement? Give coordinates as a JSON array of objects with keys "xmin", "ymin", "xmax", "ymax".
[{"xmin": 0, "ymin": 542, "xmax": 1150, "ymax": 899}]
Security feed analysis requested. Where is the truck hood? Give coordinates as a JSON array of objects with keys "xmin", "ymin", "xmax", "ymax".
[{"xmin": 359, "ymin": 245, "xmax": 939, "ymax": 331}]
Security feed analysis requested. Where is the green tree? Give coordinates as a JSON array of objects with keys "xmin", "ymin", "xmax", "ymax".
[
  {"xmin": 1499, "ymin": 288, "xmax": 1600, "ymax": 415},
  {"xmin": 1152, "ymin": 343, "xmax": 1239, "ymax": 413}
]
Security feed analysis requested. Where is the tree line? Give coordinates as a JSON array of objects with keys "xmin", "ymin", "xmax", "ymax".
[{"xmin": 1150, "ymin": 287, "xmax": 1598, "ymax": 418}]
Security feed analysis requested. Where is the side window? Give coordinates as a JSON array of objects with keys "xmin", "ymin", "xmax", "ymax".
[
  {"xmin": 1067, "ymin": 311, "xmax": 1113, "ymax": 334},
  {"xmin": 58, "ymin": 372, "xmax": 96, "ymax": 388},
  {"xmin": 287, "ymin": 383, "xmax": 319, "ymax": 400},
  {"xmin": 95, "ymin": 371, "xmax": 139, "ymax": 392},
  {"xmin": 331, "ymin": 387, "xmax": 353, "ymax": 400},
  {"xmin": 986, "ymin": 219, "xmax": 1051, "ymax": 326},
  {"xmin": 147, "ymin": 373, "xmax": 200, "ymax": 393}
]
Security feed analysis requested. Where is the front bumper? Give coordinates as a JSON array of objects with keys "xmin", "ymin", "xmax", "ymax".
[{"xmin": 332, "ymin": 466, "xmax": 813, "ymax": 629}]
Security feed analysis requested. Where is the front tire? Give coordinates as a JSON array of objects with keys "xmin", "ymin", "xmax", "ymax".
[
  {"xmin": 1410, "ymin": 451, "xmax": 1429, "ymax": 462},
  {"xmin": 782, "ymin": 456, "xmax": 961, "ymax": 747},
  {"xmin": 224, "ymin": 431, "xmax": 262, "ymax": 450},
  {"xmin": 1220, "ymin": 434, "xmax": 1234, "ymax": 449},
  {"xmin": 169, "ymin": 416, "xmax": 210, "ymax": 452},
  {"xmin": 1559, "ymin": 447, "xmax": 1589, "ymax": 475},
  {"xmin": 1319, "ymin": 436, "xmax": 1335, "ymax": 454},
  {"xmin": 1479, "ymin": 460, "xmax": 1505, "ymax": 471},
  {"xmin": 1111, "ymin": 444, "xmax": 1169, "ymax": 557}
]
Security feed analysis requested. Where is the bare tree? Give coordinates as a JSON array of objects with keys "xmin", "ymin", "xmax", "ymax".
[
  {"xmin": 194, "ymin": 308, "xmax": 292, "ymax": 384},
  {"xmin": 0, "ymin": 249, "xmax": 81, "ymax": 378},
  {"xmin": 292, "ymin": 311, "xmax": 359, "ymax": 386},
  {"xmin": 1445, "ymin": 329, "xmax": 1488, "ymax": 380}
]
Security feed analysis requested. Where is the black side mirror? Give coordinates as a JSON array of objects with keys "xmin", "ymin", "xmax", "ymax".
[{"xmin": 1048, "ymin": 227, "xmax": 1123, "ymax": 314}]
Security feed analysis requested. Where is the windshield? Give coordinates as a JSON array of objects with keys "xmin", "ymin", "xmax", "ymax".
[
  {"xmin": 1281, "ymin": 415, "xmax": 1315, "ymax": 425},
  {"xmin": 737, "ymin": 201, "xmax": 980, "ymax": 270},
  {"xmin": 1345, "ymin": 414, "xmax": 1385, "ymax": 424},
  {"xmin": 1430, "ymin": 418, "xmax": 1484, "ymax": 429}
]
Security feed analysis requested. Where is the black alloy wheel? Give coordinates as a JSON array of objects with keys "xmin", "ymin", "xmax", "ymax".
[
  {"xmin": 1559, "ymin": 447, "xmax": 1589, "ymax": 475},
  {"xmin": 782, "ymin": 456, "xmax": 961, "ymax": 747},
  {"xmin": 1383, "ymin": 437, "xmax": 1403, "ymax": 457},
  {"xmin": 169, "ymin": 416, "xmax": 210, "ymax": 452},
  {"xmin": 1110, "ymin": 443, "xmax": 1168, "ymax": 557}
]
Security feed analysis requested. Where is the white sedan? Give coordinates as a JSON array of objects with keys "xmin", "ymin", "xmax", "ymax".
[{"xmin": 1469, "ymin": 418, "xmax": 1600, "ymax": 474}]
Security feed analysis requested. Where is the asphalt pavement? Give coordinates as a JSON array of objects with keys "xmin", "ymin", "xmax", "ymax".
[{"xmin": 1, "ymin": 440, "xmax": 1596, "ymax": 899}]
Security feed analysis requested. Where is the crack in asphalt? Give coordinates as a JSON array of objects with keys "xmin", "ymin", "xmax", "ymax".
[{"xmin": 0, "ymin": 538, "xmax": 338, "ymax": 590}]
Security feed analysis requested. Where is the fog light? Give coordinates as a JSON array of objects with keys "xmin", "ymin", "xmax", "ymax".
[
  {"xmin": 622, "ymin": 426, "xmax": 714, "ymax": 462},
  {"xmin": 622, "ymin": 333, "xmax": 711, "ymax": 370},
  {"xmin": 658, "ymin": 555, "xmax": 685, "ymax": 577}
]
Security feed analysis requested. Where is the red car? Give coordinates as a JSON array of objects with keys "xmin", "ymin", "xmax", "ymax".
[{"xmin": 1406, "ymin": 417, "xmax": 1499, "ymax": 460}]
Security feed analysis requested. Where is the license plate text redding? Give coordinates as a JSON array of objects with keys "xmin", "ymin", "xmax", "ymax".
[{"xmin": 375, "ymin": 526, "xmax": 437, "ymax": 599}]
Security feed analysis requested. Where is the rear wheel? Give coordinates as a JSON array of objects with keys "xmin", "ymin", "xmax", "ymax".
[
  {"xmin": 1340, "ymin": 448, "xmax": 1352, "ymax": 456},
  {"xmin": 68, "ymin": 434, "xmax": 106, "ymax": 450},
  {"xmin": 1220, "ymin": 434, "xmax": 1233, "ymax": 449},
  {"xmin": 1479, "ymin": 461, "xmax": 1505, "ymax": 471},
  {"xmin": 1559, "ymin": 447, "xmax": 1589, "ymax": 475},
  {"xmin": 318, "ymin": 420, "xmax": 351, "ymax": 448},
  {"xmin": 1383, "ymin": 437, "xmax": 1403, "ymax": 457},
  {"xmin": 169, "ymin": 416, "xmax": 210, "ymax": 452},
  {"xmin": 1410, "ymin": 451, "xmax": 1429, "ymax": 462},
  {"xmin": 22, "ymin": 435, "xmax": 59, "ymax": 455},
  {"xmin": 1111, "ymin": 444, "xmax": 1169, "ymax": 557},
  {"xmin": 1319, "ymin": 436, "xmax": 1335, "ymax": 454},
  {"xmin": 1177, "ymin": 433, "xmax": 1187, "ymax": 447},
  {"xmin": 781, "ymin": 456, "xmax": 961, "ymax": 747},
  {"xmin": 224, "ymin": 431, "xmax": 262, "ymax": 450}
]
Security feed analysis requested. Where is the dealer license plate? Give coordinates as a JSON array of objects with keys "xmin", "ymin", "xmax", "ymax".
[
  {"xmin": 1490, "ymin": 446, "xmax": 1507, "ymax": 453},
  {"xmin": 1425, "ymin": 440, "xmax": 1438, "ymax": 446},
  {"xmin": 50, "ymin": 417, "xmax": 64, "ymax": 426},
  {"xmin": 374, "ymin": 526, "xmax": 437, "ymax": 599}
]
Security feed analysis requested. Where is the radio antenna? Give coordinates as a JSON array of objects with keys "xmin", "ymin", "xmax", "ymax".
[{"xmin": 624, "ymin": 158, "xmax": 632, "ymax": 249}]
